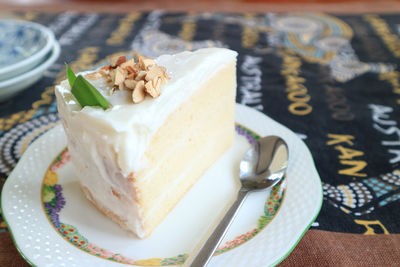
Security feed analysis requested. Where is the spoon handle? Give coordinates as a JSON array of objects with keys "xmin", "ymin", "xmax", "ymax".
[{"xmin": 190, "ymin": 189, "xmax": 249, "ymax": 267}]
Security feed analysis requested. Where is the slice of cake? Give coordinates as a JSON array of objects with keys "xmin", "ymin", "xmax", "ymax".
[{"xmin": 55, "ymin": 48, "xmax": 237, "ymax": 238}]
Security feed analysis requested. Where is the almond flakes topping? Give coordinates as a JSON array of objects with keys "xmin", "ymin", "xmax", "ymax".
[
  {"xmin": 132, "ymin": 80, "xmax": 146, "ymax": 103},
  {"xmin": 110, "ymin": 56, "xmax": 127, "ymax": 68},
  {"xmin": 124, "ymin": 79, "xmax": 137, "ymax": 90},
  {"xmin": 91, "ymin": 54, "xmax": 169, "ymax": 103}
]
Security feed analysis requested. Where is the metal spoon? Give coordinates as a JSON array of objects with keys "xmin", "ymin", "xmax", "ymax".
[{"xmin": 190, "ymin": 136, "xmax": 289, "ymax": 267}]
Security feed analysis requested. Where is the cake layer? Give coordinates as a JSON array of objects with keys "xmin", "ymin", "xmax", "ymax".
[{"xmin": 134, "ymin": 62, "xmax": 236, "ymax": 236}]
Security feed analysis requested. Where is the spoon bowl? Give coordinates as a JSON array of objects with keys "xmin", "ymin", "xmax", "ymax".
[
  {"xmin": 190, "ymin": 135, "xmax": 288, "ymax": 267},
  {"xmin": 240, "ymin": 136, "xmax": 288, "ymax": 191}
]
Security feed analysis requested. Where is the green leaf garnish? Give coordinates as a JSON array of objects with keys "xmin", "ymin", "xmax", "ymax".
[
  {"xmin": 65, "ymin": 64, "xmax": 110, "ymax": 110},
  {"xmin": 65, "ymin": 64, "xmax": 76, "ymax": 87},
  {"xmin": 71, "ymin": 75, "xmax": 111, "ymax": 110}
]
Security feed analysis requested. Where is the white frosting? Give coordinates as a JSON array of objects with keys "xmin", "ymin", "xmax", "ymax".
[{"xmin": 56, "ymin": 48, "xmax": 237, "ymax": 176}]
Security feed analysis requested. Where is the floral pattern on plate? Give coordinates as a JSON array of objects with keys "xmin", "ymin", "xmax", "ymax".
[{"xmin": 41, "ymin": 124, "xmax": 285, "ymax": 265}]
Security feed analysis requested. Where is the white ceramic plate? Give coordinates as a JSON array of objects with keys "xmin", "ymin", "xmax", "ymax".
[
  {"xmin": 0, "ymin": 41, "xmax": 60, "ymax": 102},
  {"xmin": 1, "ymin": 104, "xmax": 322, "ymax": 266},
  {"xmin": 0, "ymin": 20, "xmax": 56, "ymax": 81}
]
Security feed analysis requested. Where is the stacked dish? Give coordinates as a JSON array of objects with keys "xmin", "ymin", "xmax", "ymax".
[{"xmin": 0, "ymin": 20, "xmax": 60, "ymax": 101}]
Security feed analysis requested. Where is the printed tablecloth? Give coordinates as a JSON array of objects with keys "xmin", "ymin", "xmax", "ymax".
[{"xmin": 0, "ymin": 10, "xmax": 399, "ymax": 265}]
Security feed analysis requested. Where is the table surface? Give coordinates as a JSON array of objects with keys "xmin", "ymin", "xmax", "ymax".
[{"xmin": 1, "ymin": 0, "xmax": 400, "ymax": 266}]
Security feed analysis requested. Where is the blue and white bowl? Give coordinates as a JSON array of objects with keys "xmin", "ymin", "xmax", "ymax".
[
  {"xmin": 0, "ymin": 41, "xmax": 60, "ymax": 102},
  {"xmin": 0, "ymin": 20, "xmax": 56, "ymax": 81}
]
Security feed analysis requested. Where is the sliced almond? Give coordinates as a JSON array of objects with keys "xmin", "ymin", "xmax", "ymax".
[
  {"xmin": 110, "ymin": 56, "xmax": 127, "ymax": 68},
  {"xmin": 120, "ymin": 59, "xmax": 135, "ymax": 70},
  {"xmin": 114, "ymin": 67, "xmax": 127, "ymax": 87},
  {"xmin": 145, "ymin": 80, "xmax": 161, "ymax": 98},
  {"xmin": 126, "ymin": 65, "xmax": 138, "ymax": 74},
  {"xmin": 101, "ymin": 65, "xmax": 111, "ymax": 71},
  {"xmin": 138, "ymin": 55, "xmax": 155, "ymax": 70},
  {"xmin": 126, "ymin": 65, "xmax": 138, "ymax": 80},
  {"xmin": 161, "ymin": 71, "xmax": 170, "ymax": 83},
  {"xmin": 153, "ymin": 77, "xmax": 162, "ymax": 89},
  {"xmin": 124, "ymin": 79, "xmax": 137, "ymax": 90},
  {"xmin": 127, "ymin": 72, "xmax": 136, "ymax": 80},
  {"xmin": 135, "ymin": 70, "xmax": 147, "ymax": 81},
  {"xmin": 108, "ymin": 69, "xmax": 116, "ymax": 83},
  {"xmin": 132, "ymin": 80, "xmax": 145, "ymax": 103},
  {"xmin": 119, "ymin": 82, "xmax": 128, "ymax": 91},
  {"xmin": 145, "ymin": 65, "xmax": 165, "ymax": 81},
  {"xmin": 84, "ymin": 72, "xmax": 102, "ymax": 80}
]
